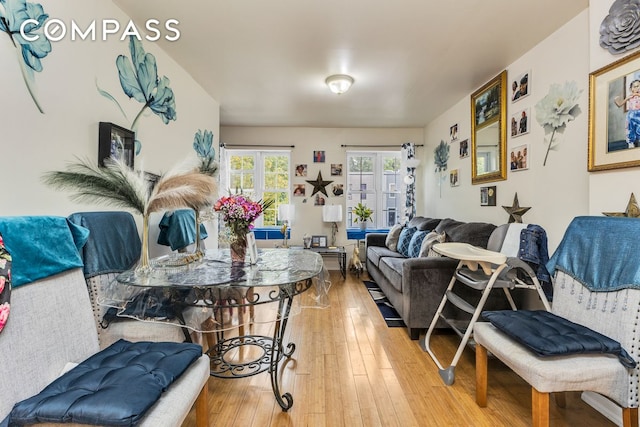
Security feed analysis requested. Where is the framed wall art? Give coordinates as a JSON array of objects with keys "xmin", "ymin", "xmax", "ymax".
[
  {"xmin": 510, "ymin": 108, "xmax": 530, "ymax": 138},
  {"xmin": 511, "ymin": 70, "xmax": 530, "ymax": 103},
  {"xmin": 509, "ymin": 144, "xmax": 529, "ymax": 171},
  {"xmin": 98, "ymin": 122, "xmax": 135, "ymax": 169},
  {"xmin": 589, "ymin": 49, "xmax": 640, "ymax": 171}
]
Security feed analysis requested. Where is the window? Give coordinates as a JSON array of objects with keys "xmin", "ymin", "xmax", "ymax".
[
  {"xmin": 224, "ymin": 150, "xmax": 291, "ymax": 227},
  {"xmin": 346, "ymin": 151, "xmax": 402, "ymax": 229}
]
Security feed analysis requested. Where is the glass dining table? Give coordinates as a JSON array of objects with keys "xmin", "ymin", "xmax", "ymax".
[{"xmin": 114, "ymin": 248, "xmax": 325, "ymax": 411}]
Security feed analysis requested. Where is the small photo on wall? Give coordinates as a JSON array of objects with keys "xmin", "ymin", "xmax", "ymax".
[
  {"xmin": 293, "ymin": 184, "xmax": 306, "ymax": 196},
  {"xmin": 313, "ymin": 151, "xmax": 325, "ymax": 163},
  {"xmin": 510, "ymin": 107, "xmax": 530, "ymax": 138},
  {"xmin": 450, "ymin": 123, "xmax": 459, "ymax": 141},
  {"xmin": 295, "ymin": 164, "xmax": 307, "ymax": 176},
  {"xmin": 332, "ymin": 183, "xmax": 344, "ymax": 196},
  {"xmin": 511, "ymin": 70, "xmax": 530, "ymax": 103},
  {"xmin": 331, "ymin": 163, "xmax": 343, "ymax": 176},
  {"xmin": 459, "ymin": 139, "xmax": 469, "ymax": 158},
  {"xmin": 510, "ymin": 144, "xmax": 529, "ymax": 171},
  {"xmin": 480, "ymin": 186, "xmax": 497, "ymax": 206},
  {"xmin": 449, "ymin": 169, "xmax": 459, "ymax": 187},
  {"xmin": 314, "ymin": 194, "xmax": 326, "ymax": 205}
]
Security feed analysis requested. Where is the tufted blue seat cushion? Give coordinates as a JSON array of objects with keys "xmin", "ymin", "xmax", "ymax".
[
  {"xmin": 8, "ymin": 339, "xmax": 202, "ymax": 426},
  {"xmin": 482, "ymin": 310, "xmax": 636, "ymax": 368}
]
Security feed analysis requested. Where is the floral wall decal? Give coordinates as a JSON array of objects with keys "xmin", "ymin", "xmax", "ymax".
[
  {"xmin": 0, "ymin": 0, "xmax": 51, "ymax": 113},
  {"xmin": 600, "ymin": 0, "xmax": 640, "ymax": 55},
  {"xmin": 98, "ymin": 36, "xmax": 177, "ymax": 155},
  {"xmin": 193, "ymin": 129, "xmax": 218, "ymax": 177},
  {"xmin": 534, "ymin": 81, "xmax": 582, "ymax": 166},
  {"xmin": 434, "ymin": 140, "xmax": 449, "ymax": 172}
]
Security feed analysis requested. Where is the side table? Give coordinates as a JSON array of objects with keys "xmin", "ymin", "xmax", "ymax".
[{"xmin": 306, "ymin": 247, "xmax": 346, "ymax": 278}]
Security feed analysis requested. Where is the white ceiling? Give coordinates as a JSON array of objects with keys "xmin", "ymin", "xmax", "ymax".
[{"xmin": 113, "ymin": 0, "xmax": 589, "ymax": 128}]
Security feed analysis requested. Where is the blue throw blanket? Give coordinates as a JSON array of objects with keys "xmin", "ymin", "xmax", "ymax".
[
  {"xmin": 546, "ymin": 216, "xmax": 640, "ymax": 292},
  {"xmin": 0, "ymin": 216, "xmax": 88, "ymax": 287},
  {"xmin": 68, "ymin": 211, "xmax": 141, "ymax": 278},
  {"xmin": 157, "ymin": 209, "xmax": 208, "ymax": 251}
]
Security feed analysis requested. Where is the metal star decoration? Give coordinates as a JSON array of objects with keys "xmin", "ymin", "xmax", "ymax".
[
  {"xmin": 306, "ymin": 171, "xmax": 333, "ymax": 197},
  {"xmin": 602, "ymin": 193, "xmax": 640, "ymax": 218},
  {"xmin": 502, "ymin": 193, "xmax": 531, "ymax": 223}
]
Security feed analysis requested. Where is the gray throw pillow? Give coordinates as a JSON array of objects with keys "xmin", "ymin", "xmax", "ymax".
[
  {"xmin": 385, "ymin": 224, "xmax": 404, "ymax": 252},
  {"xmin": 419, "ymin": 230, "xmax": 446, "ymax": 257}
]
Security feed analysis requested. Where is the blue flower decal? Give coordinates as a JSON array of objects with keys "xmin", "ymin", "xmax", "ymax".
[
  {"xmin": 193, "ymin": 129, "xmax": 215, "ymax": 159},
  {"xmin": 0, "ymin": 0, "xmax": 51, "ymax": 113},
  {"xmin": 116, "ymin": 36, "xmax": 177, "ymax": 129}
]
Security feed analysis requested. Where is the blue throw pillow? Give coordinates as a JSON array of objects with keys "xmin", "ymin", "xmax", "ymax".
[
  {"xmin": 408, "ymin": 230, "xmax": 429, "ymax": 258},
  {"xmin": 482, "ymin": 310, "xmax": 636, "ymax": 368},
  {"xmin": 397, "ymin": 226, "xmax": 417, "ymax": 257}
]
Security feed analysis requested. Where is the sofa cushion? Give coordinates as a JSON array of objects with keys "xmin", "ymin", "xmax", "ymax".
[
  {"xmin": 408, "ymin": 217, "xmax": 441, "ymax": 231},
  {"xmin": 9, "ymin": 339, "xmax": 203, "ymax": 426},
  {"xmin": 419, "ymin": 230, "xmax": 446, "ymax": 257},
  {"xmin": 443, "ymin": 221, "xmax": 496, "ymax": 248},
  {"xmin": 379, "ymin": 257, "xmax": 404, "ymax": 293},
  {"xmin": 368, "ymin": 245, "xmax": 404, "ymax": 268},
  {"xmin": 408, "ymin": 230, "xmax": 429, "ymax": 258},
  {"xmin": 385, "ymin": 223, "xmax": 404, "ymax": 251},
  {"xmin": 397, "ymin": 227, "xmax": 418, "ymax": 257}
]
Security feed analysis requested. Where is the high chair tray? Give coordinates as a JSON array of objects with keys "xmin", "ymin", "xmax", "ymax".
[{"xmin": 432, "ymin": 242, "xmax": 506, "ymax": 265}]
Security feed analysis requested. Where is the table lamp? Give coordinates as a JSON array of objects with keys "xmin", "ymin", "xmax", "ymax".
[
  {"xmin": 278, "ymin": 204, "xmax": 295, "ymax": 247},
  {"xmin": 322, "ymin": 205, "xmax": 343, "ymax": 248}
]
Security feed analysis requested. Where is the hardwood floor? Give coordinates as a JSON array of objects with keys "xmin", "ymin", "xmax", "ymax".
[{"xmin": 183, "ymin": 271, "xmax": 615, "ymax": 427}]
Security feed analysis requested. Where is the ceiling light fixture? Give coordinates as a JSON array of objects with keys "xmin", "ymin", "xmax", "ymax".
[{"xmin": 325, "ymin": 74, "xmax": 354, "ymax": 95}]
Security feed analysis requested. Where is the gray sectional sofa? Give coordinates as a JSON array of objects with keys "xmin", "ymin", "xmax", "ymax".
[{"xmin": 365, "ymin": 217, "xmax": 511, "ymax": 339}]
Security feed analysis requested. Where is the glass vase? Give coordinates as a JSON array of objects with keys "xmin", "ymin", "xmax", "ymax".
[
  {"xmin": 229, "ymin": 232, "xmax": 247, "ymax": 266},
  {"xmin": 194, "ymin": 210, "xmax": 205, "ymax": 259},
  {"xmin": 136, "ymin": 213, "xmax": 152, "ymax": 275}
]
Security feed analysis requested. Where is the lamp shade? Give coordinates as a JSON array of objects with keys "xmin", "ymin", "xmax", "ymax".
[
  {"xmin": 325, "ymin": 74, "xmax": 354, "ymax": 95},
  {"xmin": 278, "ymin": 204, "xmax": 295, "ymax": 222},
  {"xmin": 322, "ymin": 205, "xmax": 343, "ymax": 222}
]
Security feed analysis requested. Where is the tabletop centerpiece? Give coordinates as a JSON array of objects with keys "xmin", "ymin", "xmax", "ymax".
[{"xmin": 214, "ymin": 193, "xmax": 273, "ymax": 265}]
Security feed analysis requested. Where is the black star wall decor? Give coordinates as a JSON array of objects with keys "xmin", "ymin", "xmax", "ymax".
[
  {"xmin": 306, "ymin": 171, "xmax": 333, "ymax": 197},
  {"xmin": 502, "ymin": 193, "xmax": 531, "ymax": 223}
]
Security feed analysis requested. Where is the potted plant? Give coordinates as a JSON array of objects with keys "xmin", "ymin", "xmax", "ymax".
[{"xmin": 353, "ymin": 202, "xmax": 373, "ymax": 230}]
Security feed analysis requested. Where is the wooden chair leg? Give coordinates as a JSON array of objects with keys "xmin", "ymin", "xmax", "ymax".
[
  {"xmin": 195, "ymin": 382, "xmax": 209, "ymax": 427},
  {"xmin": 531, "ymin": 387, "xmax": 550, "ymax": 427},
  {"xmin": 622, "ymin": 407, "xmax": 639, "ymax": 427},
  {"xmin": 475, "ymin": 343, "xmax": 488, "ymax": 407},
  {"xmin": 554, "ymin": 392, "xmax": 566, "ymax": 408}
]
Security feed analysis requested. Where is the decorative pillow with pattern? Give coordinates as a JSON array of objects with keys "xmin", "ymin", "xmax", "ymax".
[
  {"xmin": 0, "ymin": 232, "xmax": 12, "ymax": 334},
  {"xmin": 419, "ymin": 231, "xmax": 446, "ymax": 257},
  {"xmin": 408, "ymin": 230, "xmax": 429, "ymax": 258},
  {"xmin": 385, "ymin": 224, "xmax": 404, "ymax": 252},
  {"xmin": 397, "ymin": 226, "xmax": 418, "ymax": 257}
]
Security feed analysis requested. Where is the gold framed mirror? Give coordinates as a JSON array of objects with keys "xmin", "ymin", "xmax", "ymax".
[{"xmin": 471, "ymin": 70, "xmax": 507, "ymax": 184}]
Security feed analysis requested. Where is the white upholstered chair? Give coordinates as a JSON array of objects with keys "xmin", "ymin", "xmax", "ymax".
[{"xmin": 474, "ymin": 216, "xmax": 640, "ymax": 427}]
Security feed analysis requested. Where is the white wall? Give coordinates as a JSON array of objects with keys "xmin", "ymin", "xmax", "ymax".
[
  {"xmin": 1, "ymin": 0, "xmax": 219, "ymax": 256},
  {"xmin": 588, "ymin": 1, "xmax": 640, "ymax": 217},
  {"xmin": 422, "ymin": 11, "xmax": 591, "ymax": 252},
  {"xmin": 220, "ymin": 126, "xmax": 424, "ymax": 248}
]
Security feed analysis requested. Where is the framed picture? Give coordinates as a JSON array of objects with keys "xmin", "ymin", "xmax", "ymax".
[
  {"xmin": 589, "ymin": 49, "xmax": 640, "ymax": 171},
  {"xmin": 311, "ymin": 235, "xmax": 327, "ymax": 248},
  {"xmin": 98, "ymin": 122, "xmax": 135, "ymax": 169},
  {"xmin": 293, "ymin": 184, "xmax": 305, "ymax": 196},
  {"xmin": 295, "ymin": 164, "xmax": 307, "ymax": 177},
  {"xmin": 510, "ymin": 107, "xmax": 530, "ymax": 138},
  {"xmin": 480, "ymin": 186, "xmax": 497, "ymax": 206},
  {"xmin": 246, "ymin": 231, "xmax": 258, "ymax": 265},
  {"xmin": 450, "ymin": 123, "xmax": 459, "ymax": 141},
  {"xmin": 332, "ymin": 183, "xmax": 344, "ymax": 196},
  {"xmin": 331, "ymin": 163, "xmax": 343, "ymax": 176},
  {"xmin": 511, "ymin": 70, "xmax": 530, "ymax": 103},
  {"xmin": 510, "ymin": 144, "xmax": 529, "ymax": 171},
  {"xmin": 449, "ymin": 169, "xmax": 460, "ymax": 187},
  {"xmin": 459, "ymin": 139, "xmax": 469, "ymax": 158},
  {"xmin": 313, "ymin": 151, "xmax": 325, "ymax": 163}
]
